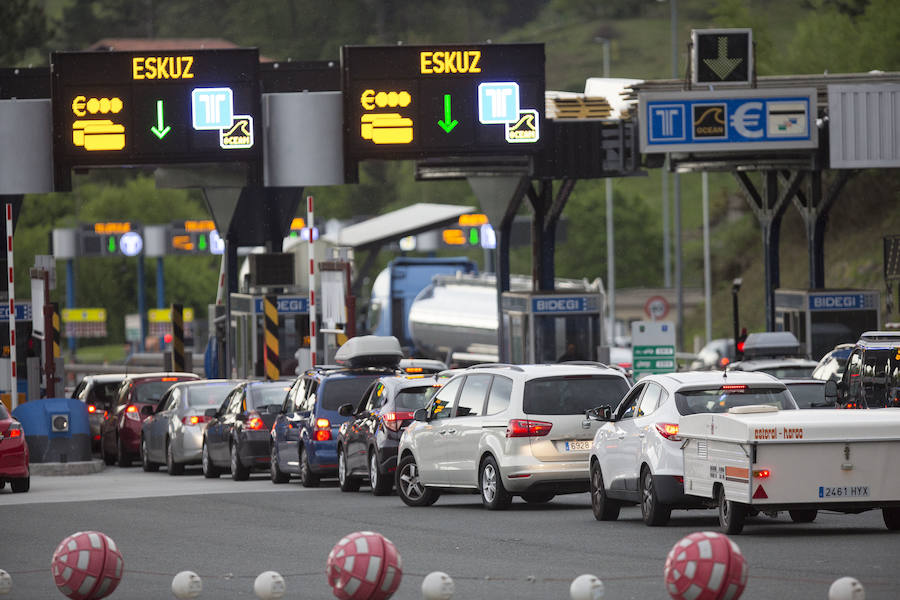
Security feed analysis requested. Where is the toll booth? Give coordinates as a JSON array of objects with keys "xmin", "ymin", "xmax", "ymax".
[
  {"xmin": 774, "ymin": 289, "xmax": 881, "ymax": 360},
  {"xmin": 229, "ymin": 293, "xmax": 310, "ymax": 378},
  {"xmin": 501, "ymin": 291, "xmax": 604, "ymax": 364}
]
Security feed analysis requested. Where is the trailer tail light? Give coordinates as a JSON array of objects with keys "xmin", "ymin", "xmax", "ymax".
[
  {"xmin": 124, "ymin": 405, "xmax": 141, "ymax": 421},
  {"xmin": 506, "ymin": 419, "xmax": 552, "ymax": 438},
  {"xmin": 382, "ymin": 411, "xmax": 415, "ymax": 432},
  {"xmin": 315, "ymin": 418, "xmax": 332, "ymax": 441},
  {"xmin": 245, "ymin": 413, "xmax": 265, "ymax": 431},
  {"xmin": 655, "ymin": 422, "xmax": 681, "ymax": 441},
  {"xmin": 182, "ymin": 415, "xmax": 211, "ymax": 426},
  {"xmin": 753, "ymin": 469, "xmax": 771, "ymax": 479}
]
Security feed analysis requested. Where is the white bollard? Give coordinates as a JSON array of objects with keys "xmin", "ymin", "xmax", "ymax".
[
  {"xmin": 421, "ymin": 571, "xmax": 455, "ymax": 600},
  {"xmin": 171, "ymin": 570, "xmax": 202, "ymax": 599},
  {"xmin": 0, "ymin": 569, "xmax": 11, "ymax": 595},
  {"xmin": 570, "ymin": 574, "xmax": 605, "ymax": 600},
  {"xmin": 254, "ymin": 571, "xmax": 286, "ymax": 600},
  {"xmin": 828, "ymin": 577, "xmax": 865, "ymax": 600}
]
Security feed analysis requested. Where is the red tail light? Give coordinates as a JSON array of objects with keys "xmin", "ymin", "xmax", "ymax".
[
  {"xmin": 506, "ymin": 419, "xmax": 552, "ymax": 438},
  {"xmin": 87, "ymin": 404, "xmax": 97, "ymax": 414},
  {"xmin": 655, "ymin": 423, "xmax": 681, "ymax": 441},
  {"xmin": 314, "ymin": 417, "xmax": 332, "ymax": 441},
  {"xmin": 382, "ymin": 411, "xmax": 415, "ymax": 432},
  {"xmin": 720, "ymin": 384, "xmax": 747, "ymax": 391},
  {"xmin": 245, "ymin": 413, "xmax": 265, "ymax": 430},
  {"xmin": 125, "ymin": 405, "xmax": 141, "ymax": 421},
  {"xmin": 6, "ymin": 423, "xmax": 22, "ymax": 438},
  {"xmin": 182, "ymin": 415, "xmax": 211, "ymax": 426},
  {"xmin": 753, "ymin": 469, "xmax": 771, "ymax": 478}
]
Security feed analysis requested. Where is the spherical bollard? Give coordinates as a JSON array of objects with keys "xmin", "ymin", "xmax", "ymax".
[
  {"xmin": 421, "ymin": 571, "xmax": 454, "ymax": 600},
  {"xmin": 569, "ymin": 574, "xmax": 605, "ymax": 600},
  {"xmin": 50, "ymin": 531, "xmax": 123, "ymax": 600},
  {"xmin": 171, "ymin": 570, "xmax": 203, "ymax": 599},
  {"xmin": 326, "ymin": 531, "xmax": 403, "ymax": 600},
  {"xmin": 664, "ymin": 531, "xmax": 747, "ymax": 600},
  {"xmin": 0, "ymin": 569, "xmax": 11, "ymax": 595},
  {"xmin": 254, "ymin": 571, "xmax": 286, "ymax": 600},
  {"xmin": 828, "ymin": 577, "xmax": 865, "ymax": 600}
]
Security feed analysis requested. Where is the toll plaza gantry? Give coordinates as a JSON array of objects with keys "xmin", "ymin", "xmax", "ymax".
[{"xmin": 632, "ymin": 28, "xmax": 900, "ymax": 334}]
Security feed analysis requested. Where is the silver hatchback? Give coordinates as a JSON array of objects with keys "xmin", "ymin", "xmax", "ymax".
[{"xmin": 396, "ymin": 363, "xmax": 631, "ymax": 509}]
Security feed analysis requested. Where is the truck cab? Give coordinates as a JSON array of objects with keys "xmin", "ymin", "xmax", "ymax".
[{"xmin": 838, "ymin": 331, "xmax": 900, "ymax": 409}]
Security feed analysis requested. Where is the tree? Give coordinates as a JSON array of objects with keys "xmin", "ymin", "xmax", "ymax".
[{"xmin": 0, "ymin": 0, "xmax": 54, "ymax": 65}]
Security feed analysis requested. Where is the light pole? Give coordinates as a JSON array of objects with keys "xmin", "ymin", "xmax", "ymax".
[{"xmin": 596, "ymin": 37, "xmax": 616, "ymax": 346}]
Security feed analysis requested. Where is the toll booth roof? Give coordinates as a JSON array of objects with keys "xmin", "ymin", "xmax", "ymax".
[{"xmin": 321, "ymin": 203, "xmax": 473, "ymax": 250}]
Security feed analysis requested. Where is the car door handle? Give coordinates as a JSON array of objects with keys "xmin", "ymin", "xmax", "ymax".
[{"xmin": 445, "ymin": 429, "xmax": 456, "ymax": 434}]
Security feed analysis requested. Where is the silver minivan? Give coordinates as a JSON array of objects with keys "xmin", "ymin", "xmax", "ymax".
[{"xmin": 395, "ymin": 363, "xmax": 631, "ymax": 509}]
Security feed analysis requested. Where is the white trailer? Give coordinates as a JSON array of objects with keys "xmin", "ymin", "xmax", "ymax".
[{"xmin": 679, "ymin": 405, "xmax": 900, "ymax": 533}]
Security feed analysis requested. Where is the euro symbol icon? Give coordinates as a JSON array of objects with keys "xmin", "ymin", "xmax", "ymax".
[
  {"xmin": 72, "ymin": 95, "xmax": 87, "ymax": 117},
  {"xmin": 729, "ymin": 101, "xmax": 763, "ymax": 138},
  {"xmin": 360, "ymin": 89, "xmax": 376, "ymax": 111}
]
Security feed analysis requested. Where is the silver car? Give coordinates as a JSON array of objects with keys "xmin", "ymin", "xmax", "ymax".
[
  {"xmin": 396, "ymin": 363, "xmax": 631, "ymax": 509},
  {"xmin": 140, "ymin": 380, "xmax": 241, "ymax": 475}
]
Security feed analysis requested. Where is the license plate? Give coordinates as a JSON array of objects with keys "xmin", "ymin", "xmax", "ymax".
[
  {"xmin": 818, "ymin": 485, "xmax": 870, "ymax": 498},
  {"xmin": 564, "ymin": 440, "xmax": 592, "ymax": 452}
]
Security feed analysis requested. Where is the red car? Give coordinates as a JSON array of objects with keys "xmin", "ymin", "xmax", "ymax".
[
  {"xmin": 100, "ymin": 372, "xmax": 200, "ymax": 467},
  {"xmin": 0, "ymin": 402, "xmax": 30, "ymax": 493}
]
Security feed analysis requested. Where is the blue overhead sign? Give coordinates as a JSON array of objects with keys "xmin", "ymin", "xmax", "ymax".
[
  {"xmin": 0, "ymin": 303, "xmax": 33, "ymax": 320},
  {"xmin": 808, "ymin": 293, "xmax": 878, "ymax": 311},
  {"xmin": 253, "ymin": 296, "xmax": 308, "ymax": 315},
  {"xmin": 639, "ymin": 88, "xmax": 817, "ymax": 153}
]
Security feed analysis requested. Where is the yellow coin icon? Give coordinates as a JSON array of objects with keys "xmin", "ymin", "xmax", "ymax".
[
  {"xmin": 110, "ymin": 97, "xmax": 123, "ymax": 113},
  {"xmin": 87, "ymin": 98, "xmax": 100, "ymax": 114}
]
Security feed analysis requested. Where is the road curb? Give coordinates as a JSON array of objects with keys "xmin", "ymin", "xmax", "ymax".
[{"xmin": 29, "ymin": 459, "xmax": 105, "ymax": 476}]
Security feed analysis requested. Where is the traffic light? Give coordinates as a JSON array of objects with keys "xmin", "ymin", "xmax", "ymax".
[
  {"xmin": 736, "ymin": 328, "xmax": 748, "ymax": 361},
  {"xmin": 79, "ymin": 223, "xmax": 143, "ymax": 256}
]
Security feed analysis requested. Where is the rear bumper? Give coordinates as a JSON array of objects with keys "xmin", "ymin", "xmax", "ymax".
[
  {"xmin": 308, "ymin": 439, "xmax": 338, "ymax": 475},
  {"xmin": 175, "ymin": 428, "xmax": 205, "ymax": 464},
  {"xmin": 238, "ymin": 432, "xmax": 271, "ymax": 469},
  {"xmin": 501, "ymin": 459, "xmax": 589, "ymax": 494},
  {"xmin": 0, "ymin": 441, "xmax": 29, "ymax": 478}
]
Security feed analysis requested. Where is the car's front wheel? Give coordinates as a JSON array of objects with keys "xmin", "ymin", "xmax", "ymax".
[
  {"xmin": 370, "ymin": 450, "xmax": 392, "ymax": 496},
  {"xmin": 201, "ymin": 441, "xmax": 220, "ymax": 479},
  {"xmin": 338, "ymin": 446, "xmax": 360, "ymax": 492},
  {"xmin": 590, "ymin": 461, "xmax": 620, "ymax": 521},
  {"xmin": 116, "ymin": 437, "xmax": 132, "ymax": 468},
  {"xmin": 140, "ymin": 437, "xmax": 159, "ymax": 472},
  {"xmin": 396, "ymin": 454, "xmax": 439, "ymax": 507},
  {"xmin": 270, "ymin": 444, "xmax": 290, "ymax": 484},
  {"xmin": 480, "ymin": 456, "xmax": 511, "ymax": 510},
  {"xmin": 640, "ymin": 468, "xmax": 671, "ymax": 526},
  {"xmin": 231, "ymin": 441, "xmax": 250, "ymax": 481}
]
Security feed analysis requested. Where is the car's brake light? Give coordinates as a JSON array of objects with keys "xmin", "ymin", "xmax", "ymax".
[
  {"xmin": 125, "ymin": 405, "xmax": 141, "ymax": 421},
  {"xmin": 87, "ymin": 404, "xmax": 97, "ymax": 414},
  {"xmin": 314, "ymin": 417, "xmax": 332, "ymax": 441},
  {"xmin": 6, "ymin": 423, "xmax": 22, "ymax": 438},
  {"xmin": 506, "ymin": 419, "xmax": 552, "ymax": 438},
  {"xmin": 245, "ymin": 413, "xmax": 265, "ymax": 431},
  {"xmin": 382, "ymin": 411, "xmax": 415, "ymax": 432},
  {"xmin": 720, "ymin": 384, "xmax": 747, "ymax": 391},
  {"xmin": 655, "ymin": 423, "xmax": 681, "ymax": 441},
  {"xmin": 161, "ymin": 377, "xmax": 178, "ymax": 382},
  {"xmin": 182, "ymin": 415, "xmax": 210, "ymax": 426}
]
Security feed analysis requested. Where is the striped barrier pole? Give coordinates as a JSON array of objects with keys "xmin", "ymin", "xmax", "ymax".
[
  {"xmin": 5, "ymin": 203, "xmax": 15, "ymax": 408},
  {"xmin": 307, "ymin": 195, "xmax": 316, "ymax": 367},
  {"xmin": 263, "ymin": 295, "xmax": 280, "ymax": 380}
]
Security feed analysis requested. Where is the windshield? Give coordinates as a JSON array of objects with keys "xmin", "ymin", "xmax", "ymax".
[
  {"xmin": 786, "ymin": 383, "xmax": 833, "ymax": 409},
  {"xmin": 850, "ymin": 347, "xmax": 900, "ymax": 408},
  {"xmin": 321, "ymin": 377, "xmax": 381, "ymax": 411},
  {"xmin": 523, "ymin": 375, "xmax": 629, "ymax": 415},
  {"xmin": 135, "ymin": 378, "xmax": 191, "ymax": 404},
  {"xmin": 676, "ymin": 387, "xmax": 795, "ymax": 415},
  {"xmin": 186, "ymin": 384, "xmax": 237, "ymax": 408},
  {"xmin": 247, "ymin": 383, "xmax": 291, "ymax": 410}
]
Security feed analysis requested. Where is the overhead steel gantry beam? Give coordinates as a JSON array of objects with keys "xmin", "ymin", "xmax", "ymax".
[{"xmin": 526, "ymin": 178, "xmax": 576, "ymax": 292}]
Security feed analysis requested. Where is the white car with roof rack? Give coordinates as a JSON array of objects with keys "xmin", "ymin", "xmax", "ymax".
[
  {"xmin": 396, "ymin": 362, "xmax": 631, "ymax": 509},
  {"xmin": 588, "ymin": 371, "xmax": 799, "ymax": 527}
]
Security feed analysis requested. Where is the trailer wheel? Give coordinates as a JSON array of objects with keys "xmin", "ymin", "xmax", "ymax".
[
  {"xmin": 884, "ymin": 507, "xmax": 900, "ymax": 530},
  {"xmin": 717, "ymin": 485, "xmax": 747, "ymax": 534},
  {"xmin": 789, "ymin": 509, "xmax": 817, "ymax": 523}
]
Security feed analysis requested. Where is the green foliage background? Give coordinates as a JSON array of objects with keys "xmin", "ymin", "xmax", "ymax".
[{"xmin": 2, "ymin": 0, "xmax": 899, "ymax": 354}]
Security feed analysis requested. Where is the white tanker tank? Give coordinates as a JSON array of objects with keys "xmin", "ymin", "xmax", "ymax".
[{"xmin": 407, "ymin": 273, "xmax": 604, "ymax": 365}]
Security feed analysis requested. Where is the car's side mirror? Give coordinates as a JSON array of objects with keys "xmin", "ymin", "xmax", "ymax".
[
  {"xmin": 204, "ymin": 408, "xmax": 218, "ymax": 418},
  {"xmin": 413, "ymin": 408, "xmax": 429, "ymax": 422},
  {"xmin": 585, "ymin": 405, "xmax": 613, "ymax": 421},
  {"xmin": 140, "ymin": 405, "xmax": 155, "ymax": 417},
  {"xmin": 338, "ymin": 403, "xmax": 354, "ymax": 417}
]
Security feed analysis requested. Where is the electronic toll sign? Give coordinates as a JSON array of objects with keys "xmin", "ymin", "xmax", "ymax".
[
  {"xmin": 342, "ymin": 44, "xmax": 544, "ymax": 164},
  {"xmin": 51, "ymin": 49, "xmax": 261, "ymax": 190}
]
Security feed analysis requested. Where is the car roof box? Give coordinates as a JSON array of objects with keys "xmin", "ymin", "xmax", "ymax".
[
  {"xmin": 742, "ymin": 331, "xmax": 801, "ymax": 359},
  {"xmin": 334, "ymin": 335, "xmax": 403, "ymax": 368}
]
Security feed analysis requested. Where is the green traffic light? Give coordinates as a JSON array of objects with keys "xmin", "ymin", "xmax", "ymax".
[
  {"xmin": 107, "ymin": 236, "xmax": 116, "ymax": 253},
  {"xmin": 198, "ymin": 234, "xmax": 208, "ymax": 251},
  {"xmin": 468, "ymin": 227, "xmax": 479, "ymax": 246}
]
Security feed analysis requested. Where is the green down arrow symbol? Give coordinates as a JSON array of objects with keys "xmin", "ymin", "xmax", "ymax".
[
  {"xmin": 150, "ymin": 100, "xmax": 172, "ymax": 139},
  {"xmin": 437, "ymin": 94, "xmax": 458, "ymax": 133}
]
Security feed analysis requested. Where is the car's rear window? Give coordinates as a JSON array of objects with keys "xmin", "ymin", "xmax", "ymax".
[
  {"xmin": 523, "ymin": 375, "xmax": 630, "ymax": 415},
  {"xmin": 757, "ymin": 366, "xmax": 815, "ymax": 379},
  {"xmin": 247, "ymin": 384, "xmax": 291, "ymax": 410},
  {"xmin": 676, "ymin": 387, "xmax": 795, "ymax": 415},
  {"xmin": 394, "ymin": 387, "xmax": 432, "ymax": 411},
  {"xmin": 320, "ymin": 377, "xmax": 380, "ymax": 411},
  {"xmin": 187, "ymin": 384, "xmax": 236, "ymax": 408},
  {"xmin": 90, "ymin": 382, "xmax": 122, "ymax": 407},
  {"xmin": 134, "ymin": 378, "xmax": 193, "ymax": 404},
  {"xmin": 786, "ymin": 383, "xmax": 833, "ymax": 409}
]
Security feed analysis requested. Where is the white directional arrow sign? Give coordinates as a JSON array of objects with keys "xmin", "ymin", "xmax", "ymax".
[{"xmin": 704, "ymin": 37, "xmax": 743, "ymax": 80}]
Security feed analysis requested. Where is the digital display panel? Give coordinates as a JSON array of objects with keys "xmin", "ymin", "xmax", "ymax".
[
  {"xmin": 342, "ymin": 44, "xmax": 544, "ymax": 162},
  {"xmin": 51, "ymin": 49, "xmax": 261, "ymax": 190}
]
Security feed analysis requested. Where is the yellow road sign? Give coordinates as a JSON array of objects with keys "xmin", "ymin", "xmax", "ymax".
[
  {"xmin": 148, "ymin": 307, "xmax": 194, "ymax": 323},
  {"xmin": 61, "ymin": 308, "xmax": 107, "ymax": 323}
]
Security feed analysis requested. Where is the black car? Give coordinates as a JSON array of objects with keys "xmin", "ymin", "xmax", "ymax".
[
  {"xmin": 201, "ymin": 380, "xmax": 290, "ymax": 480},
  {"xmin": 784, "ymin": 379, "xmax": 836, "ymax": 409},
  {"xmin": 337, "ymin": 375, "xmax": 439, "ymax": 495}
]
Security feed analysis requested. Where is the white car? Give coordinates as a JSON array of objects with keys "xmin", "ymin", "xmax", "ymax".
[
  {"xmin": 396, "ymin": 363, "xmax": 631, "ymax": 509},
  {"xmin": 588, "ymin": 371, "xmax": 799, "ymax": 526}
]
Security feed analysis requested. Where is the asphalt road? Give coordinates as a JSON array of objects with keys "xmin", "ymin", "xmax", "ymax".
[{"xmin": 2, "ymin": 467, "xmax": 899, "ymax": 599}]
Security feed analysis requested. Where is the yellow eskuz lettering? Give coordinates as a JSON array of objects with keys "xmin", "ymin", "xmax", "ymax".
[
  {"xmin": 467, "ymin": 51, "xmax": 481, "ymax": 73},
  {"xmin": 181, "ymin": 56, "xmax": 194, "ymax": 79}
]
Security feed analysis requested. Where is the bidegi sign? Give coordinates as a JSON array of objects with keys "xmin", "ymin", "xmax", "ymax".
[
  {"xmin": 808, "ymin": 293, "xmax": 878, "ymax": 311},
  {"xmin": 531, "ymin": 296, "xmax": 597, "ymax": 314}
]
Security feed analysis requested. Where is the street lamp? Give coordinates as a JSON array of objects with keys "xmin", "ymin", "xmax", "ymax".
[{"xmin": 595, "ymin": 37, "xmax": 616, "ymax": 345}]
